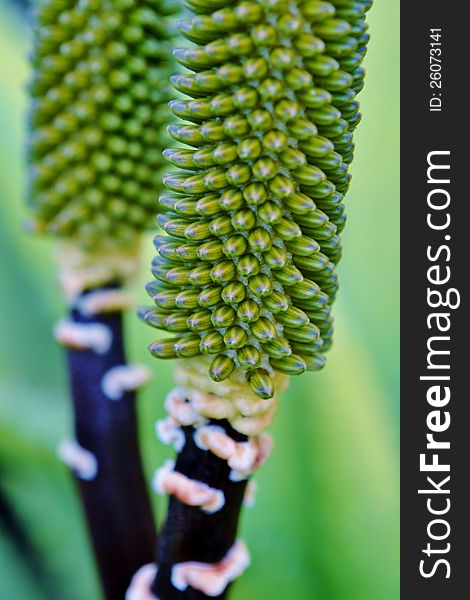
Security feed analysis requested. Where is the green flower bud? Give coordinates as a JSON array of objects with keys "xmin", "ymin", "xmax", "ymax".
[
  {"xmin": 227, "ymin": 33, "xmax": 254, "ymax": 56},
  {"xmin": 164, "ymin": 266, "xmax": 192, "ymax": 286},
  {"xmin": 258, "ymin": 78, "xmax": 284, "ymax": 101},
  {"xmin": 251, "ymin": 317, "xmax": 277, "ymax": 342},
  {"xmin": 264, "ymin": 337, "xmax": 292, "ymax": 359},
  {"xmin": 308, "ymin": 105, "xmax": 343, "ymax": 126},
  {"xmin": 289, "ymin": 280, "xmax": 321, "ymax": 300},
  {"xmin": 209, "ymin": 354, "xmax": 235, "ymax": 382},
  {"xmin": 248, "ymin": 274, "xmax": 273, "ymax": 297},
  {"xmin": 170, "ymin": 98, "xmax": 212, "ymax": 121},
  {"xmin": 204, "ymin": 168, "xmax": 229, "ymax": 190},
  {"xmin": 284, "ymin": 323, "xmax": 321, "ymax": 344},
  {"xmin": 221, "ymin": 281, "xmax": 246, "ymax": 304},
  {"xmin": 276, "ymin": 306, "xmax": 309, "ymax": 328},
  {"xmin": 200, "ymin": 330, "xmax": 225, "ymax": 354},
  {"xmin": 211, "ymin": 305, "xmax": 237, "ymax": 329},
  {"xmin": 292, "ymin": 165, "xmax": 326, "ymax": 187},
  {"xmin": 174, "ymin": 335, "xmax": 202, "ymax": 358},
  {"xmin": 262, "ymin": 129, "xmax": 288, "ymax": 153},
  {"xmin": 198, "ymin": 286, "xmax": 222, "ymax": 308},
  {"xmin": 137, "ymin": 306, "xmax": 166, "ymax": 328},
  {"xmin": 187, "ymin": 310, "xmax": 213, "ymax": 332},
  {"xmin": 295, "ymin": 209, "xmax": 330, "ymax": 228},
  {"xmin": 247, "ymin": 108, "xmax": 273, "ymax": 131},
  {"xmin": 149, "ymin": 339, "xmax": 177, "ymax": 359},
  {"xmin": 286, "ymin": 117, "xmax": 318, "ymax": 140},
  {"xmin": 237, "ymin": 345, "xmax": 261, "ymax": 370},
  {"xmin": 284, "ymin": 68, "xmax": 313, "ymax": 92},
  {"xmin": 258, "ymin": 201, "xmax": 283, "ymax": 225},
  {"xmin": 272, "ymin": 218, "xmax": 302, "ymax": 241},
  {"xmin": 293, "ymin": 33, "xmax": 326, "ymax": 57},
  {"xmin": 273, "ymin": 98, "xmax": 300, "ymax": 122},
  {"xmin": 226, "ymin": 163, "xmax": 251, "ymax": 186},
  {"xmin": 209, "ymin": 215, "xmax": 235, "ymax": 237},
  {"xmin": 299, "ymin": 136, "xmax": 334, "ymax": 158},
  {"xmin": 248, "ymin": 228, "xmax": 272, "ymax": 253},
  {"xmin": 175, "ymin": 289, "xmax": 200, "ymax": 310},
  {"xmin": 163, "ymin": 148, "xmax": 196, "ymax": 169},
  {"xmin": 291, "ymin": 340, "xmax": 324, "ymax": 357},
  {"xmin": 283, "ymin": 192, "xmax": 316, "ymax": 215},
  {"xmin": 200, "ymin": 120, "xmax": 227, "ymax": 142},
  {"xmin": 236, "ymin": 254, "xmax": 260, "ymax": 277},
  {"xmin": 157, "ymin": 215, "xmax": 186, "ymax": 238},
  {"xmin": 315, "ymin": 18, "xmax": 352, "ymax": 40},
  {"xmin": 235, "ymin": 2, "xmax": 264, "ymax": 23},
  {"xmin": 307, "ymin": 55, "xmax": 341, "ymax": 78},
  {"xmin": 162, "ymin": 312, "xmax": 195, "ymax": 331},
  {"xmin": 252, "ymin": 157, "xmax": 277, "ymax": 181},
  {"xmin": 195, "ymin": 194, "xmax": 222, "ymax": 216},
  {"xmin": 161, "ymin": 184, "xmax": 183, "ymax": 205},
  {"xmin": 262, "ymin": 291, "xmax": 290, "ymax": 314},
  {"xmin": 269, "ymin": 47, "xmax": 297, "ymax": 71},
  {"xmin": 303, "ymin": 221, "xmax": 337, "ymax": 240},
  {"xmin": 151, "ymin": 289, "xmax": 177, "ymax": 310},
  {"xmin": 211, "ymin": 260, "xmax": 237, "ymax": 284},
  {"xmin": 251, "ymin": 24, "xmax": 278, "ymax": 47},
  {"xmin": 243, "ymin": 183, "xmax": 267, "ymax": 206},
  {"xmin": 223, "ymin": 235, "xmax": 248, "ymax": 258},
  {"xmin": 219, "ymin": 189, "xmax": 245, "ymax": 211},
  {"xmin": 232, "ymin": 209, "xmax": 256, "ymax": 232},
  {"xmin": 277, "ymin": 13, "xmax": 304, "ymax": 36},
  {"xmin": 176, "ymin": 243, "xmax": 200, "ymax": 262},
  {"xmin": 237, "ymin": 299, "xmax": 261, "ymax": 323},
  {"xmin": 233, "ymin": 86, "xmax": 259, "ymax": 109},
  {"xmin": 269, "ymin": 354, "xmax": 307, "ymax": 375},
  {"xmin": 163, "ymin": 172, "xmax": 190, "ymax": 193},
  {"xmin": 180, "ymin": 170, "xmax": 211, "ymax": 193},
  {"xmin": 237, "ymin": 138, "xmax": 262, "ymax": 161},
  {"xmin": 223, "ymin": 114, "xmax": 250, "ymax": 138},
  {"xmin": 224, "ymin": 326, "xmax": 248, "ymax": 349},
  {"xmin": 168, "ymin": 123, "xmax": 204, "ymax": 145},
  {"xmin": 193, "ymin": 148, "xmax": 216, "ymax": 168},
  {"xmin": 212, "ymin": 142, "xmax": 238, "ymax": 164},
  {"xmin": 293, "ymin": 252, "xmax": 330, "ymax": 271},
  {"xmin": 272, "ymin": 264, "xmax": 304, "ymax": 286},
  {"xmin": 247, "ymin": 368, "xmax": 274, "ymax": 399},
  {"xmin": 299, "ymin": 290, "xmax": 329, "ymax": 311},
  {"xmin": 197, "ymin": 240, "xmax": 224, "ymax": 261},
  {"xmin": 263, "ymin": 246, "xmax": 287, "ymax": 270},
  {"xmin": 188, "ymin": 265, "xmax": 213, "ymax": 286}
]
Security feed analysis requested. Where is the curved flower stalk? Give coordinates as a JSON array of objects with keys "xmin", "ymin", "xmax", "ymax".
[
  {"xmin": 138, "ymin": 0, "xmax": 373, "ymax": 597},
  {"xmin": 28, "ymin": 1, "xmax": 177, "ymax": 597}
]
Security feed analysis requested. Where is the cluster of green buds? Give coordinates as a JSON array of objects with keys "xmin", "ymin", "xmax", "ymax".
[
  {"xmin": 142, "ymin": 0, "xmax": 372, "ymax": 399},
  {"xmin": 28, "ymin": 0, "xmax": 177, "ymax": 249}
]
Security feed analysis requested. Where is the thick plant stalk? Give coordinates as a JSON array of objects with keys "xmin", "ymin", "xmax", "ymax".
[
  {"xmin": 28, "ymin": 0, "xmax": 176, "ymax": 597},
  {"xmin": 137, "ymin": 0, "xmax": 373, "ymax": 597},
  {"xmin": 153, "ymin": 417, "xmax": 250, "ymax": 599},
  {"xmin": 57, "ymin": 283, "xmax": 155, "ymax": 600}
]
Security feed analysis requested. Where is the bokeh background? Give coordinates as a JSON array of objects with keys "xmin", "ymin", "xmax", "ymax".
[{"xmin": 0, "ymin": 1, "xmax": 399, "ymax": 598}]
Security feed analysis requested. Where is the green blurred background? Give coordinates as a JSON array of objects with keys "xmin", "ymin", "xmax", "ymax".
[{"xmin": 0, "ymin": 1, "xmax": 399, "ymax": 598}]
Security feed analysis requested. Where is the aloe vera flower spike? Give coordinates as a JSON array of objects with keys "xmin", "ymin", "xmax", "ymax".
[
  {"xmin": 28, "ymin": 0, "xmax": 177, "ymax": 597},
  {"xmin": 136, "ymin": 0, "xmax": 373, "ymax": 598}
]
